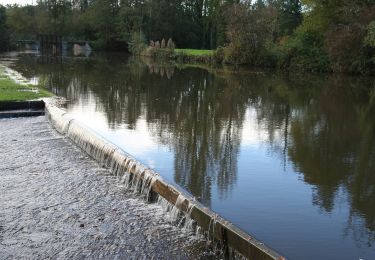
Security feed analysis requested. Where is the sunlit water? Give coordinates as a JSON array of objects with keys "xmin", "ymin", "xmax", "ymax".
[{"xmin": 3, "ymin": 52, "xmax": 375, "ymax": 260}]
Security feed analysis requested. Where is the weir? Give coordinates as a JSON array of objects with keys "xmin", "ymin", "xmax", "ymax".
[{"xmin": 44, "ymin": 99, "xmax": 286, "ymax": 260}]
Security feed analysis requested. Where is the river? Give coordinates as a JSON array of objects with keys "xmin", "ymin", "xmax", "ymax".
[{"xmin": 4, "ymin": 52, "xmax": 375, "ymax": 260}]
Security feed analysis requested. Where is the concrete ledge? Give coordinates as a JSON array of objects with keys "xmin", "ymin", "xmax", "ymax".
[
  {"xmin": 0, "ymin": 101, "xmax": 46, "ymax": 119},
  {"xmin": 44, "ymin": 101, "xmax": 286, "ymax": 260},
  {"xmin": 0, "ymin": 100, "xmax": 45, "ymax": 111},
  {"xmin": 0, "ymin": 110, "xmax": 45, "ymax": 118}
]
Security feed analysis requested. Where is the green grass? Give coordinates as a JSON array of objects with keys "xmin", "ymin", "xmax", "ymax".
[
  {"xmin": 0, "ymin": 67, "xmax": 53, "ymax": 101},
  {"xmin": 175, "ymin": 49, "xmax": 214, "ymax": 56}
]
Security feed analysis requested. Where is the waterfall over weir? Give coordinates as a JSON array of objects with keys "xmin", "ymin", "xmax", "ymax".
[{"xmin": 45, "ymin": 100, "xmax": 285, "ymax": 260}]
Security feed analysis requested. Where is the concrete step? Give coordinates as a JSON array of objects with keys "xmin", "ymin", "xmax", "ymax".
[{"xmin": 0, "ymin": 109, "xmax": 45, "ymax": 118}]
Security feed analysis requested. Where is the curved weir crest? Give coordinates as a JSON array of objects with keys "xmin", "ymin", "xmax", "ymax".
[{"xmin": 44, "ymin": 100, "xmax": 286, "ymax": 260}]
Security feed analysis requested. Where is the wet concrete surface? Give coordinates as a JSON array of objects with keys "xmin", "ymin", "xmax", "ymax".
[{"xmin": 0, "ymin": 116, "xmax": 206, "ymax": 259}]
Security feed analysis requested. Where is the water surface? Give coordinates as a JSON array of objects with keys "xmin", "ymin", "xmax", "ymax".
[{"xmin": 6, "ymin": 53, "xmax": 375, "ymax": 260}]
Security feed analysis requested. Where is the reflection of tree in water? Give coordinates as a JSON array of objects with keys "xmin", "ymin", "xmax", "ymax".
[
  {"xmin": 216, "ymin": 70, "xmax": 375, "ymax": 245},
  {"xmin": 141, "ymin": 57, "xmax": 175, "ymax": 79},
  {"xmin": 142, "ymin": 68, "xmax": 246, "ymax": 204},
  {"xmin": 247, "ymin": 73, "xmax": 375, "ymax": 245},
  {"xmin": 13, "ymin": 54, "xmax": 375, "ymax": 244},
  {"xmin": 290, "ymin": 79, "xmax": 375, "ymax": 239},
  {"xmin": 13, "ymin": 54, "xmax": 244, "ymax": 205}
]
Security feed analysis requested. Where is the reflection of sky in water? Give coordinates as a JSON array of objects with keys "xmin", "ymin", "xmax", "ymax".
[
  {"xmin": 65, "ymin": 92, "xmax": 374, "ymax": 260},
  {"xmin": 68, "ymin": 100, "xmax": 276, "ymax": 188},
  {"xmin": 67, "ymin": 100, "xmax": 176, "ymax": 182},
  {"xmin": 8, "ymin": 53, "xmax": 375, "ymax": 260}
]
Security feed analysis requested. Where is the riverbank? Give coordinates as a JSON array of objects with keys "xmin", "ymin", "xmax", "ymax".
[
  {"xmin": 141, "ymin": 47, "xmax": 217, "ymax": 64},
  {"xmin": 174, "ymin": 49, "xmax": 216, "ymax": 63},
  {"xmin": 0, "ymin": 65, "xmax": 52, "ymax": 101},
  {"xmin": 0, "ymin": 116, "xmax": 205, "ymax": 259},
  {"xmin": 141, "ymin": 47, "xmax": 374, "ymax": 75}
]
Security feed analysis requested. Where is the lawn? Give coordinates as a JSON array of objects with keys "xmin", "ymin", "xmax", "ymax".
[
  {"xmin": 0, "ymin": 66, "xmax": 52, "ymax": 101},
  {"xmin": 175, "ymin": 49, "xmax": 214, "ymax": 56}
]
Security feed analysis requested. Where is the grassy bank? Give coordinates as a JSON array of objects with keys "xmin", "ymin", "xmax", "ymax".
[
  {"xmin": 174, "ymin": 48, "xmax": 216, "ymax": 63},
  {"xmin": 141, "ymin": 47, "xmax": 217, "ymax": 64},
  {"xmin": 175, "ymin": 49, "xmax": 214, "ymax": 56},
  {"xmin": 0, "ymin": 67, "xmax": 52, "ymax": 101}
]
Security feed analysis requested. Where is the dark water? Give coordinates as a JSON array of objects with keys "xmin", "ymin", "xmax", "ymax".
[{"xmin": 6, "ymin": 53, "xmax": 375, "ymax": 260}]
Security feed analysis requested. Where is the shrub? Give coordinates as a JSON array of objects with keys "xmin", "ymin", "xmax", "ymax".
[
  {"xmin": 288, "ymin": 29, "xmax": 331, "ymax": 72},
  {"xmin": 167, "ymin": 38, "xmax": 175, "ymax": 49},
  {"xmin": 161, "ymin": 38, "xmax": 166, "ymax": 48},
  {"xmin": 364, "ymin": 21, "xmax": 375, "ymax": 74},
  {"xmin": 128, "ymin": 31, "xmax": 147, "ymax": 55},
  {"xmin": 155, "ymin": 48, "xmax": 173, "ymax": 59},
  {"xmin": 213, "ymin": 47, "xmax": 225, "ymax": 63},
  {"xmin": 365, "ymin": 22, "xmax": 375, "ymax": 48},
  {"xmin": 155, "ymin": 41, "xmax": 160, "ymax": 48}
]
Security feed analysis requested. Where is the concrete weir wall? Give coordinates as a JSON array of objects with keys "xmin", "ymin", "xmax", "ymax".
[
  {"xmin": 0, "ymin": 100, "xmax": 45, "ymax": 118},
  {"xmin": 44, "ymin": 100, "xmax": 286, "ymax": 260}
]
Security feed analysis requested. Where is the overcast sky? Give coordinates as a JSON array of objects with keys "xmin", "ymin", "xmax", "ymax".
[{"xmin": 1, "ymin": 0, "xmax": 36, "ymax": 6}]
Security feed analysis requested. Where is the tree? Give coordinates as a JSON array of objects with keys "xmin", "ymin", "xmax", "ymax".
[
  {"xmin": 128, "ymin": 30, "xmax": 146, "ymax": 55},
  {"xmin": 224, "ymin": 1, "xmax": 276, "ymax": 65},
  {"xmin": 275, "ymin": 0, "xmax": 302, "ymax": 37},
  {"xmin": 0, "ymin": 5, "xmax": 10, "ymax": 52},
  {"xmin": 87, "ymin": 0, "xmax": 121, "ymax": 50}
]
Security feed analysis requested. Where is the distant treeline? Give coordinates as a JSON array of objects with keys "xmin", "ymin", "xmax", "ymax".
[{"xmin": 1, "ymin": 1, "xmax": 375, "ymax": 74}]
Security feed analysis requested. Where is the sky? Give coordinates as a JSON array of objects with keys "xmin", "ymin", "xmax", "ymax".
[{"xmin": 1, "ymin": 0, "xmax": 36, "ymax": 6}]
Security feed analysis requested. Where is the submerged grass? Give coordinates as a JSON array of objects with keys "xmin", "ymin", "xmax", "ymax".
[{"xmin": 0, "ymin": 66, "xmax": 52, "ymax": 101}]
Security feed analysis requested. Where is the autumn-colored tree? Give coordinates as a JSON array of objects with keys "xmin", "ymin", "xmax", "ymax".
[{"xmin": 224, "ymin": 1, "xmax": 276, "ymax": 65}]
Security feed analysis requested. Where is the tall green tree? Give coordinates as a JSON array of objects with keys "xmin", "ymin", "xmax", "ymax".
[
  {"xmin": 0, "ymin": 5, "xmax": 10, "ymax": 52},
  {"xmin": 275, "ymin": 0, "xmax": 302, "ymax": 37}
]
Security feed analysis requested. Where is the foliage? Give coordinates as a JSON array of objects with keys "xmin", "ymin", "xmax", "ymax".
[
  {"xmin": 2, "ymin": 0, "xmax": 375, "ymax": 74},
  {"xmin": 167, "ymin": 38, "xmax": 175, "ymax": 50},
  {"xmin": 224, "ymin": 1, "xmax": 277, "ymax": 65},
  {"xmin": 220, "ymin": 0, "xmax": 375, "ymax": 73},
  {"xmin": 142, "ymin": 38, "xmax": 176, "ymax": 59},
  {"xmin": 275, "ymin": 0, "xmax": 303, "ymax": 37},
  {"xmin": 128, "ymin": 31, "xmax": 146, "ymax": 55},
  {"xmin": 288, "ymin": 28, "xmax": 331, "ymax": 72},
  {"xmin": 365, "ymin": 21, "xmax": 375, "ymax": 48},
  {"xmin": 0, "ymin": 5, "xmax": 10, "ymax": 52}
]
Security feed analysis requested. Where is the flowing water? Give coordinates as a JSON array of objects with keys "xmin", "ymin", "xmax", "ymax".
[{"xmin": 3, "ymin": 52, "xmax": 375, "ymax": 259}]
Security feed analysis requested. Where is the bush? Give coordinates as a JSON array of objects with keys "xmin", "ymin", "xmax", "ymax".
[
  {"xmin": 128, "ymin": 31, "xmax": 147, "ymax": 55},
  {"xmin": 213, "ymin": 47, "xmax": 225, "ymax": 63},
  {"xmin": 287, "ymin": 29, "xmax": 331, "ymax": 72},
  {"xmin": 167, "ymin": 38, "xmax": 175, "ymax": 49},
  {"xmin": 365, "ymin": 21, "xmax": 375, "ymax": 48},
  {"xmin": 223, "ymin": 3, "xmax": 276, "ymax": 65},
  {"xmin": 142, "ymin": 38, "xmax": 176, "ymax": 59},
  {"xmin": 364, "ymin": 21, "xmax": 375, "ymax": 74},
  {"xmin": 0, "ymin": 5, "xmax": 10, "ymax": 52}
]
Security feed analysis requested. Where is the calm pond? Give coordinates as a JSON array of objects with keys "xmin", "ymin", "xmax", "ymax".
[{"xmin": 6, "ymin": 52, "xmax": 375, "ymax": 260}]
